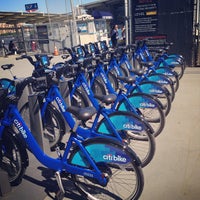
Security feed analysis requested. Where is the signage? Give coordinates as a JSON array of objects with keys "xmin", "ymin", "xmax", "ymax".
[
  {"xmin": 135, "ymin": 35, "xmax": 167, "ymax": 50},
  {"xmin": 25, "ymin": 3, "xmax": 38, "ymax": 12},
  {"xmin": 133, "ymin": 0, "xmax": 158, "ymax": 36},
  {"xmin": 36, "ymin": 25, "xmax": 49, "ymax": 44}
]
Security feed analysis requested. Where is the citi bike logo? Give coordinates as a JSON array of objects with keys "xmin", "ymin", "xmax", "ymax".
[
  {"xmin": 100, "ymin": 72, "xmax": 108, "ymax": 84},
  {"xmin": 14, "ymin": 119, "xmax": 27, "ymax": 138},
  {"xmin": 114, "ymin": 66, "xmax": 120, "ymax": 75},
  {"xmin": 103, "ymin": 154, "xmax": 127, "ymax": 163},
  {"xmin": 123, "ymin": 123, "xmax": 142, "ymax": 131},
  {"xmin": 56, "ymin": 97, "xmax": 65, "ymax": 112},
  {"xmin": 82, "ymin": 82, "xmax": 90, "ymax": 95},
  {"xmin": 140, "ymin": 102, "xmax": 155, "ymax": 108},
  {"xmin": 164, "ymin": 72, "xmax": 172, "ymax": 76},
  {"xmin": 83, "ymin": 172, "xmax": 94, "ymax": 178},
  {"xmin": 149, "ymin": 89, "xmax": 162, "ymax": 94},
  {"xmin": 157, "ymin": 80, "xmax": 167, "ymax": 84}
]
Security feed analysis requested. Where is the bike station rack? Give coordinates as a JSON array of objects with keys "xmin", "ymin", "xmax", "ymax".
[
  {"xmin": 0, "ymin": 168, "xmax": 11, "ymax": 197},
  {"xmin": 59, "ymin": 78, "xmax": 71, "ymax": 106},
  {"xmin": 59, "ymin": 78, "xmax": 72, "ymax": 132},
  {"xmin": 28, "ymin": 92, "xmax": 51, "ymax": 155}
]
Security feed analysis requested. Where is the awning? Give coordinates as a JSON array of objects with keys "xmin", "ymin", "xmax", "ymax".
[
  {"xmin": 0, "ymin": 11, "xmax": 72, "ymax": 25},
  {"xmin": 92, "ymin": 10, "xmax": 113, "ymax": 19}
]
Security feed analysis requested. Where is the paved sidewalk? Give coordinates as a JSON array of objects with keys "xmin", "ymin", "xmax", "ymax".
[{"xmin": 0, "ymin": 55, "xmax": 200, "ymax": 200}]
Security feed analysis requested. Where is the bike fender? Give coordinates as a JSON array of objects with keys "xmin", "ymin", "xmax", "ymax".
[
  {"xmin": 69, "ymin": 137, "xmax": 141, "ymax": 167},
  {"xmin": 97, "ymin": 111, "xmax": 149, "ymax": 134}
]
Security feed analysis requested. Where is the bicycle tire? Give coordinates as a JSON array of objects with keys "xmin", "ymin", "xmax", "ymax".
[
  {"xmin": 107, "ymin": 71, "xmax": 120, "ymax": 92},
  {"xmin": 69, "ymin": 137, "xmax": 144, "ymax": 200},
  {"xmin": 96, "ymin": 111, "xmax": 156, "ymax": 167},
  {"xmin": 71, "ymin": 88, "xmax": 90, "ymax": 108},
  {"xmin": 20, "ymin": 102, "xmax": 65, "ymax": 150},
  {"xmin": 91, "ymin": 78, "xmax": 157, "ymax": 164},
  {"xmin": 117, "ymin": 92, "xmax": 165, "ymax": 137},
  {"xmin": 152, "ymin": 67, "xmax": 180, "ymax": 92},
  {"xmin": 131, "ymin": 81, "xmax": 171, "ymax": 116},
  {"xmin": 0, "ymin": 127, "xmax": 28, "ymax": 186},
  {"xmin": 119, "ymin": 60, "xmax": 175, "ymax": 100},
  {"xmin": 120, "ymin": 63, "xmax": 130, "ymax": 77},
  {"xmin": 158, "ymin": 57, "xmax": 185, "ymax": 80},
  {"xmin": 91, "ymin": 77, "xmax": 107, "ymax": 96},
  {"xmin": 146, "ymin": 73, "xmax": 175, "ymax": 102}
]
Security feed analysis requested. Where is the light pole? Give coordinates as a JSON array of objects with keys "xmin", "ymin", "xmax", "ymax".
[
  {"xmin": 45, "ymin": 0, "xmax": 55, "ymax": 49},
  {"xmin": 124, "ymin": 0, "xmax": 132, "ymax": 45},
  {"xmin": 70, "ymin": 0, "xmax": 79, "ymax": 46}
]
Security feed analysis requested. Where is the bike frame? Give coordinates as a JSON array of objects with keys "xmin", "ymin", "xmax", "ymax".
[
  {"xmin": 0, "ymin": 103, "xmax": 107, "ymax": 185},
  {"xmin": 89, "ymin": 61, "xmax": 143, "ymax": 114},
  {"xmin": 134, "ymin": 41, "xmax": 183, "ymax": 68},
  {"xmin": 41, "ymin": 83, "xmax": 125, "ymax": 142},
  {"xmin": 105, "ymin": 52, "xmax": 171, "ymax": 97}
]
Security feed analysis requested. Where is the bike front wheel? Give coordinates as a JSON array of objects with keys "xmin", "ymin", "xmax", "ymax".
[
  {"xmin": 70, "ymin": 137, "xmax": 144, "ymax": 200},
  {"xmin": 20, "ymin": 102, "xmax": 65, "ymax": 150},
  {"xmin": 0, "ymin": 128, "xmax": 28, "ymax": 186}
]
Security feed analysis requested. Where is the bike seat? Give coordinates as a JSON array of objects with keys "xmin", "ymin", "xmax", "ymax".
[
  {"xmin": 129, "ymin": 69, "xmax": 144, "ymax": 76},
  {"xmin": 67, "ymin": 106, "xmax": 96, "ymax": 121},
  {"xmin": 117, "ymin": 76, "xmax": 136, "ymax": 84},
  {"xmin": 1, "ymin": 64, "xmax": 14, "ymax": 70},
  {"xmin": 140, "ymin": 61, "xmax": 154, "ymax": 67},
  {"xmin": 94, "ymin": 94, "xmax": 117, "ymax": 105}
]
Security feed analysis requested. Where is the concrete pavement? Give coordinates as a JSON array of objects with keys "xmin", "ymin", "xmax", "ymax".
[
  {"xmin": 0, "ymin": 55, "xmax": 200, "ymax": 200},
  {"xmin": 140, "ymin": 68, "xmax": 200, "ymax": 200}
]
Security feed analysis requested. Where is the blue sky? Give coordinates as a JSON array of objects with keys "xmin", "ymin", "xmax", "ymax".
[{"xmin": 0, "ymin": 0, "xmax": 96, "ymax": 13}]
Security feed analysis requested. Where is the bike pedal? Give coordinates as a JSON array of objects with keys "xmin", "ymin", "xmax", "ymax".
[
  {"xmin": 51, "ymin": 142, "xmax": 65, "ymax": 151},
  {"xmin": 59, "ymin": 142, "xmax": 65, "ymax": 150}
]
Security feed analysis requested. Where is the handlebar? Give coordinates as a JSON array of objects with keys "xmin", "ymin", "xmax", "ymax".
[
  {"xmin": 16, "ymin": 54, "xmax": 54, "ymax": 69},
  {"xmin": 16, "ymin": 55, "xmax": 36, "ymax": 66}
]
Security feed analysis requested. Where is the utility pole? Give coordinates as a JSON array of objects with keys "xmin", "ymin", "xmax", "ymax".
[
  {"xmin": 45, "ymin": 0, "xmax": 55, "ymax": 51},
  {"xmin": 124, "ymin": 0, "xmax": 132, "ymax": 45},
  {"xmin": 128, "ymin": 0, "xmax": 132, "ymax": 44},
  {"xmin": 125, "ymin": 0, "xmax": 129, "ymax": 45},
  {"xmin": 70, "ymin": 0, "xmax": 79, "ymax": 46}
]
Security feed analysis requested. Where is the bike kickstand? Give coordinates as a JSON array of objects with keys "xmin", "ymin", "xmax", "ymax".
[{"xmin": 55, "ymin": 171, "xmax": 65, "ymax": 200}]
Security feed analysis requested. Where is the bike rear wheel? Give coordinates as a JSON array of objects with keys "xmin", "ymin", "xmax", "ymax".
[
  {"xmin": 70, "ymin": 138, "xmax": 144, "ymax": 200},
  {"xmin": 107, "ymin": 71, "xmax": 120, "ymax": 92},
  {"xmin": 152, "ymin": 67, "xmax": 180, "ymax": 92},
  {"xmin": 117, "ymin": 93, "xmax": 165, "ymax": 137},
  {"xmin": 158, "ymin": 57, "xmax": 185, "ymax": 80},
  {"xmin": 97, "ymin": 111, "xmax": 156, "ymax": 167},
  {"xmin": 91, "ymin": 78, "xmax": 107, "ymax": 96},
  {"xmin": 131, "ymin": 81, "xmax": 171, "ymax": 116},
  {"xmin": 146, "ymin": 73, "xmax": 175, "ymax": 102},
  {"xmin": 71, "ymin": 88, "xmax": 90, "ymax": 108}
]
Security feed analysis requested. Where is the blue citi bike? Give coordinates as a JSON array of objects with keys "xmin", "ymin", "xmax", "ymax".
[
  {"xmin": 73, "ymin": 42, "xmax": 171, "ymax": 117},
  {"xmin": 130, "ymin": 39, "xmax": 185, "ymax": 80},
  {"xmin": 12, "ymin": 54, "xmax": 156, "ymax": 168},
  {"xmin": 0, "ymin": 76, "xmax": 144, "ymax": 200},
  {"xmin": 62, "ymin": 46, "xmax": 165, "ymax": 138}
]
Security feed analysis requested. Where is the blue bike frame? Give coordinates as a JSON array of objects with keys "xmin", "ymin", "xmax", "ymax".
[
  {"xmin": 89, "ymin": 60, "xmax": 163, "ymax": 115},
  {"xmin": 0, "ymin": 104, "xmax": 108, "ymax": 184},
  {"xmin": 68, "ymin": 70, "xmax": 151, "ymax": 134},
  {"xmin": 41, "ymin": 84, "xmax": 126, "ymax": 141}
]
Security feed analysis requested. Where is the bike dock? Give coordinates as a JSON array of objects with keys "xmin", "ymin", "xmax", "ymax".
[{"xmin": 0, "ymin": 55, "xmax": 200, "ymax": 200}]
